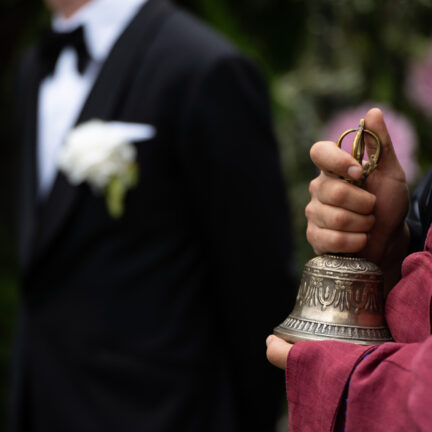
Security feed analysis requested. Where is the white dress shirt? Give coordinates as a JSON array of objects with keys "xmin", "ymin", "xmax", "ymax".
[{"xmin": 37, "ymin": 0, "xmax": 148, "ymax": 199}]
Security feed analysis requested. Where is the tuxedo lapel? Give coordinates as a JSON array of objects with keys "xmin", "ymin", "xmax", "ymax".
[
  {"xmin": 18, "ymin": 49, "xmax": 43, "ymax": 272},
  {"xmin": 33, "ymin": 0, "xmax": 174, "ymax": 264}
]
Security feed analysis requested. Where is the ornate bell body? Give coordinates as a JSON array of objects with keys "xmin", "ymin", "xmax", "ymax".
[
  {"xmin": 275, "ymin": 119, "xmax": 393, "ymax": 345},
  {"xmin": 274, "ymin": 254, "xmax": 392, "ymax": 345}
]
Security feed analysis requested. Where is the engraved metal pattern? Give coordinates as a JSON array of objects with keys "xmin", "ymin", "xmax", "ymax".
[
  {"xmin": 296, "ymin": 274, "xmax": 382, "ymax": 313},
  {"xmin": 274, "ymin": 316, "xmax": 392, "ymax": 345},
  {"xmin": 275, "ymin": 254, "xmax": 393, "ymax": 345},
  {"xmin": 307, "ymin": 254, "xmax": 381, "ymax": 275}
]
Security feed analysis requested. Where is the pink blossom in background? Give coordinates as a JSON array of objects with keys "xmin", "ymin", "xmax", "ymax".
[
  {"xmin": 406, "ymin": 45, "xmax": 432, "ymax": 119},
  {"xmin": 322, "ymin": 104, "xmax": 419, "ymax": 184}
]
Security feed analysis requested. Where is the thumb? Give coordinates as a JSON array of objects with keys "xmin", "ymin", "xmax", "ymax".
[
  {"xmin": 266, "ymin": 335, "xmax": 292, "ymax": 370},
  {"xmin": 364, "ymin": 108, "xmax": 405, "ymax": 181}
]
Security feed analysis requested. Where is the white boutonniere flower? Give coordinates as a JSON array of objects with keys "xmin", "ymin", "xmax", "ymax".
[{"xmin": 58, "ymin": 119, "xmax": 156, "ymax": 218}]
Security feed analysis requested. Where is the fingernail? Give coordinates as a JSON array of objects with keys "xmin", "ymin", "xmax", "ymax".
[
  {"xmin": 266, "ymin": 335, "xmax": 274, "ymax": 347},
  {"xmin": 347, "ymin": 166, "xmax": 363, "ymax": 180}
]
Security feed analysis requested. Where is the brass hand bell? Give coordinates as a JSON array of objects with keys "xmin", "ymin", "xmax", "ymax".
[{"xmin": 274, "ymin": 119, "xmax": 392, "ymax": 345}]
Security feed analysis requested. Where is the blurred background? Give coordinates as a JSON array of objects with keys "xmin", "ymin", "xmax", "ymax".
[{"xmin": 2, "ymin": 0, "xmax": 432, "ymax": 427}]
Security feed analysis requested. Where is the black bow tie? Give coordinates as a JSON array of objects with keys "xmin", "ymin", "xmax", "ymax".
[{"xmin": 39, "ymin": 26, "xmax": 91, "ymax": 77}]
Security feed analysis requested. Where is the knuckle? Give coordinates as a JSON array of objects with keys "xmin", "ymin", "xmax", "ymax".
[
  {"xmin": 306, "ymin": 224, "xmax": 324, "ymax": 256},
  {"xmin": 309, "ymin": 178, "xmax": 319, "ymax": 196},
  {"xmin": 305, "ymin": 202, "xmax": 314, "ymax": 220},
  {"xmin": 329, "ymin": 231, "xmax": 367, "ymax": 252},
  {"xmin": 359, "ymin": 191, "xmax": 376, "ymax": 214},
  {"xmin": 332, "ymin": 209, "xmax": 349, "ymax": 229},
  {"xmin": 306, "ymin": 224, "xmax": 316, "ymax": 245},
  {"xmin": 329, "ymin": 182, "xmax": 348, "ymax": 206},
  {"xmin": 329, "ymin": 231, "xmax": 349, "ymax": 251}
]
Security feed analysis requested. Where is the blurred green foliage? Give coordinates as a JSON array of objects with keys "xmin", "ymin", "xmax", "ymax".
[{"xmin": 2, "ymin": 0, "xmax": 432, "ymax": 428}]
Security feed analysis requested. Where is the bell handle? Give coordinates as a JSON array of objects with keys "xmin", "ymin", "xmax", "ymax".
[{"xmin": 336, "ymin": 118, "xmax": 382, "ymax": 186}]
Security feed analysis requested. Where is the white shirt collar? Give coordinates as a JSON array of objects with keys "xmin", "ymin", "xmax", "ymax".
[{"xmin": 52, "ymin": 0, "xmax": 148, "ymax": 63}]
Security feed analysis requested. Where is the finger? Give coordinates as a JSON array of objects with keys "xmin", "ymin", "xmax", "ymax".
[
  {"xmin": 310, "ymin": 141, "xmax": 363, "ymax": 181},
  {"xmin": 364, "ymin": 108, "xmax": 404, "ymax": 180},
  {"xmin": 310, "ymin": 175, "xmax": 376, "ymax": 215},
  {"xmin": 306, "ymin": 223, "xmax": 368, "ymax": 255},
  {"xmin": 306, "ymin": 200, "xmax": 375, "ymax": 233},
  {"xmin": 266, "ymin": 335, "xmax": 292, "ymax": 370}
]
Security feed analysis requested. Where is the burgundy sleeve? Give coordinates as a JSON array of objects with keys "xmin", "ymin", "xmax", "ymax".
[
  {"xmin": 385, "ymin": 234, "xmax": 432, "ymax": 342},
  {"xmin": 286, "ymin": 341, "xmax": 376, "ymax": 432},
  {"xmin": 346, "ymin": 338, "xmax": 432, "ymax": 431},
  {"xmin": 286, "ymin": 338, "xmax": 432, "ymax": 432}
]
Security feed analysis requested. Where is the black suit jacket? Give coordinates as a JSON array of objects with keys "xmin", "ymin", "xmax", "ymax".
[{"xmin": 12, "ymin": 1, "xmax": 296, "ymax": 431}]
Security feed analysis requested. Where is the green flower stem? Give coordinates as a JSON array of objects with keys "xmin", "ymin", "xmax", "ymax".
[{"xmin": 105, "ymin": 163, "xmax": 139, "ymax": 219}]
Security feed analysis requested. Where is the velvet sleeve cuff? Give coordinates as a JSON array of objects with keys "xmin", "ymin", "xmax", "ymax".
[
  {"xmin": 286, "ymin": 341, "xmax": 376, "ymax": 432},
  {"xmin": 346, "ymin": 341, "xmax": 422, "ymax": 431},
  {"xmin": 386, "ymin": 247, "xmax": 432, "ymax": 342}
]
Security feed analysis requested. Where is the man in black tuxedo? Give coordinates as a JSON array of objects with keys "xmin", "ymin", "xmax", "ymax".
[{"xmin": 12, "ymin": 0, "xmax": 296, "ymax": 430}]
